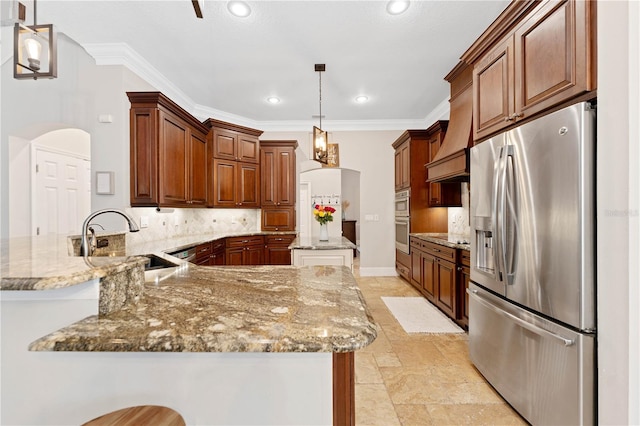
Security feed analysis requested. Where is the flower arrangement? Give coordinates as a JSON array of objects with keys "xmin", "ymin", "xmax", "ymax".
[{"xmin": 313, "ymin": 204, "xmax": 336, "ymax": 225}]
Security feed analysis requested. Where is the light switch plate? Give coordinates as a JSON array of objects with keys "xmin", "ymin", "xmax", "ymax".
[{"xmin": 140, "ymin": 216, "xmax": 149, "ymax": 228}]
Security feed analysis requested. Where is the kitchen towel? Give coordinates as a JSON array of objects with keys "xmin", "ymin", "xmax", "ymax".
[{"xmin": 381, "ymin": 297, "xmax": 464, "ymax": 334}]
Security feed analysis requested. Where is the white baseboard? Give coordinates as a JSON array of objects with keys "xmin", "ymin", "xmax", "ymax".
[{"xmin": 358, "ymin": 267, "xmax": 398, "ymax": 277}]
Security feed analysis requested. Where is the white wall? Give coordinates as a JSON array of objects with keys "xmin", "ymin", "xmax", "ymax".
[
  {"xmin": 597, "ymin": 1, "xmax": 640, "ymax": 424},
  {"xmin": 0, "ymin": 32, "xmax": 156, "ymax": 236}
]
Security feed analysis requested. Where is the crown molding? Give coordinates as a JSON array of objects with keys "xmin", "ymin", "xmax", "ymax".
[
  {"xmin": 82, "ymin": 42, "xmax": 449, "ymax": 133},
  {"xmin": 82, "ymin": 42, "xmax": 196, "ymax": 114}
]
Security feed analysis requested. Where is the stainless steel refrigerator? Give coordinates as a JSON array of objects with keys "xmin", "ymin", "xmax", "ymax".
[{"xmin": 469, "ymin": 101, "xmax": 596, "ymax": 425}]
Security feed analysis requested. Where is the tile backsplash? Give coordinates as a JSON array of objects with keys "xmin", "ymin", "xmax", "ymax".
[
  {"xmin": 124, "ymin": 207, "xmax": 261, "ymax": 245},
  {"xmin": 448, "ymin": 183, "xmax": 470, "ymax": 237}
]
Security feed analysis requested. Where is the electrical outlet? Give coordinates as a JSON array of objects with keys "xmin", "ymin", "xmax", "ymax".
[
  {"xmin": 373, "ymin": 214, "xmax": 379, "ymax": 221},
  {"xmin": 139, "ymin": 216, "xmax": 149, "ymax": 228}
]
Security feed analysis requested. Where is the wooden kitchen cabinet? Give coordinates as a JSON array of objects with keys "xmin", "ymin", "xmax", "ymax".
[
  {"xmin": 208, "ymin": 123, "xmax": 260, "ymax": 164},
  {"xmin": 264, "ymin": 234, "xmax": 295, "ymax": 265},
  {"xmin": 260, "ymin": 140, "xmax": 297, "ymax": 231},
  {"xmin": 467, "ymin": 0, "xmax": 597, "ymax": 141},
  {"xmin": 341, "ymin": 220, "xmax": 357, "ymax": 257},
  {"xmin": 194, "ymin": 239, "xmax": 226, "ymax": 266},
  {"xmin": 396, "ymin": 249, "xmax": 411, "ymax": 282},
  {"xmin": 188, "ymin": 131, "xmax": 208, "ymax": 206},
  {"xmin": 434, "ymin": 256, "xmax": 457, "ymax": 319},
  {"xmin": 394, "ymin": 142, "xmax": 411, "ymax": 191},
  {"xmin": 128, "ymin": 92, "xmax": 210, "ymax": 207},
  {"xmin": 409, "ymin": 237, "xmax": 458, "ymax": 320},
  {"xmin": 195, "ymin": 241, "xmax": 213, "ymax": 265},
  {"xmin": 206, "ymin": 119, "xmax": 263, "ymax": 208},
  {"xmin": 226, "ymin": 235, "xmax": 265, "ymax": 265},
  {"xmin": 211, "ymin": 159, "xmax": 260, "ymax": 208}
]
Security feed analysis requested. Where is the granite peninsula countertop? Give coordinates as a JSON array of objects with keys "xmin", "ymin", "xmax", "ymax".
[
  {"xmin": 29, "ymin": 265, "xmax": 377, "ymax": 353},
  {"xmin": 410, "ymin": 233, "xmax": 471, "ymax": 251},
  {"xmin": 2, "ymin": 231, "xmax": 377, "ymax": 354},
  {"xmin": 289, "ymin": 236, "xmax": 356, "ymax": 250}
]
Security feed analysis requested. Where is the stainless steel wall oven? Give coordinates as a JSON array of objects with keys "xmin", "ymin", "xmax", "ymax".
[{"xmin": 395, "ymin": 190, "xmax": 410, "ymax": 254}]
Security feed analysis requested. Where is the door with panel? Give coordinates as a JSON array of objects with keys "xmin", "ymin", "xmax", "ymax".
[{"xmin": 159, "ymin": 110, "xmax": 189, "ymax": 206}]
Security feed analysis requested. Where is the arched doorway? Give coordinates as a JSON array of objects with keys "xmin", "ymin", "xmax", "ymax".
[{"xmin": 8, "ymin": 128, "xmax": 91, "ymax": 237}]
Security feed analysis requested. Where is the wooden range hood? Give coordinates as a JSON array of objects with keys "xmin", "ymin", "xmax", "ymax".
[{"xmin": 426, "ymin": 62, "xmax": 473, "ymax": 183}]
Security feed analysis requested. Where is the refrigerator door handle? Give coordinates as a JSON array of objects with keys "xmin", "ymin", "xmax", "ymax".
[
  {"xmin": 468, "ymin": 289, "xmax": 575, "ymax": 347},
  {"xmin": 495, "ymin": 146, "xmax": 510, "ymax": 283},
  {"xmin": 503, "ymin": 145, "xmax": 516, "ymax": 285}
]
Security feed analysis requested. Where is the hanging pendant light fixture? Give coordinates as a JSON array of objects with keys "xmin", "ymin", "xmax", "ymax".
[
  {"xmin": 313, "ymin": 63, "xmax": 328, "ymax": 164},
  {"xmin": 14, "ymin": 0, "xmax": 57, "ymax": 80}
]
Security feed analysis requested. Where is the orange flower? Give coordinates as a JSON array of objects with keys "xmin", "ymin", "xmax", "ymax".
[{"xmin": 313, "ymin": 204, "xmax": 335, "ymax": 225}]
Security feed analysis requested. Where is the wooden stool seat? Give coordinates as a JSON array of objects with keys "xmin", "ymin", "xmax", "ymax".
[{"xmin": 82, "ymin": 405, "xmax": 185, "ymax": 426}]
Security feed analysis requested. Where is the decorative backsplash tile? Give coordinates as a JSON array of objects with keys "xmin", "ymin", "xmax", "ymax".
[
  {"xmin": 448, "ymin": 183, "xmax": 470, "ymax": 237},
  {"xmin": 124, "ymin": 207, "xmax": 261, "ymax": 245}
]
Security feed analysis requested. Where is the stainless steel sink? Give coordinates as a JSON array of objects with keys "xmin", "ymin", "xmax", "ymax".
[
  {"xmin": 141, "ymin": 254, "xmax": 179, "ymax": 283},
  {"xmin": 143, "ymin": 254, "xmax": 178, "ymax": 271}
]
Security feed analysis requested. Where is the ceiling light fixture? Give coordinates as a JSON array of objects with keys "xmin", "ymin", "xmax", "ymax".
[
  {"xmin": 355, "ymin": 95, "xmax": 369, "ymax": 103},
  {"xmin": 13, "ymin": 0, "xmax": 57, "ymax": 80},
  {"xmin": 313, "ymin": 63, "xmax": 328, "ymax": 165},
  {"xmin": 227, "ymin": 1, "xmax": 251, "ymax": 18},
  {"xmin": 267, "ymin": 96, "xmax": 280, "ymax": 104},
  {"xmin": 386, "ymin": 0, "xmax": 410, "ymax": 15}
]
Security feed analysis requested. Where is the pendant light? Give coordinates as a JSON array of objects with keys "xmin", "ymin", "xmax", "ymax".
[
  {"xmin": 313, "ymin": 64, "xmax": 328, "ymax": 164},
  {"xmin": 14, "ymin": 0, "xmax": 57, "ymax": 80}
]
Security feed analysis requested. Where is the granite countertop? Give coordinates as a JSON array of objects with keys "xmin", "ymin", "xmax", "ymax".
[
  {"xmin": 0, "ymin": 231, "xmax": 297, "ymax": 291},
  {"xmin": 289, "ymin": 236, "xmax": 356, "ymax": 250},
  {"xmin": 410, "ymin": 233, "xmax": 471, "ymax": 251},
  {"xmin": 29, "ymin": 265, "xmax": 377, "ymax": 353},
  {"xmin": 3, "ymin": 231, "xmax": 377, "ymax": 354},
  {"xmin": 0, "ymin": 235, "xmax": 147, "ymax": 291}
]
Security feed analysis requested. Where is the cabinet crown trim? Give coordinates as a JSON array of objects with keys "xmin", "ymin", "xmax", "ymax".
[
  {"xmin": 260, "ymin": 140, "xmax": 299, "ymax": 149},
  {"xmin": 204, "ymin": 118, "xmax": 263, "ymax": 137},
  {"xmin": 461, "ymin": 0, "xmax": 540, "ymax": 64},
  {"xmin": 127, "ymin": 91, "xmax": 209, "ymax": 134},
  {"xmin": 391, "ymin": 130, "xmax": 431, "ymax": 149}
]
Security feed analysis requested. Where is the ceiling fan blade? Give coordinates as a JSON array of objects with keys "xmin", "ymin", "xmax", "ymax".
[{"xmin": 191, "ymin": 0, "xmax": 203, "ymax": 18}]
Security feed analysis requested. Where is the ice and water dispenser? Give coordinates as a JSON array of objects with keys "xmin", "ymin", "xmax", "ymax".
[{"xmin": 473, "ymin": 216, "xmax": 494, "ymax": 274}]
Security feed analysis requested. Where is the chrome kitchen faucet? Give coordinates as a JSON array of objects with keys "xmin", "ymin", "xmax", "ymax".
[{"xmin": 81, "ymin": 209, "xmax": 140, "ymax": 258}]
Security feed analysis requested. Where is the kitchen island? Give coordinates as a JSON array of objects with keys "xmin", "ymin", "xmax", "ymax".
[
  {"xmin": 1, "ymin": 234, "xmax": 376, "ymax": 425},
  {"xmin": 289, "ymin": 236, "xmax": 356, "ymax": 272}
]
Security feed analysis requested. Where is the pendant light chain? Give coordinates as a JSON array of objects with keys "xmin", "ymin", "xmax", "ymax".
[{"xmin": 318, "ymin": 70, "xmax": 322, "ymax": 129}]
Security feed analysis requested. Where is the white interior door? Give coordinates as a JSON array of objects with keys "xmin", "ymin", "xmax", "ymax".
[{"xmin": 34, "ymin": 148, "xmax": 91, "ymax": 236}]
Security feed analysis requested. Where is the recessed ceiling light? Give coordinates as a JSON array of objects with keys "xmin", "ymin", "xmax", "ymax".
[
  {"xmin": 386, "ymin": 1, "xmax": 410, "ymax": 15},
  {"xmin": 266, "ymin": 96, "xmax": 280, "ymax": 104},
  {"xmin": 228, "ymin": 1, "xmax": 251, "ymax": 18},
  {"xmin": 355, "ymin": 95, "xmax": 369, "ymax": 103}
]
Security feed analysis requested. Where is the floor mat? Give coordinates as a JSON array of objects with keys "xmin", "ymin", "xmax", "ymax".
[{"xmin": 381, "ymin": 296, "xmax": 464, "ymax": 334}]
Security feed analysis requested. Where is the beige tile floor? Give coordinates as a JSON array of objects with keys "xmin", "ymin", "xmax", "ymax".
[{"xmin": 352, "ymin": 259, "xmax": 526, "ymax": 426}]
